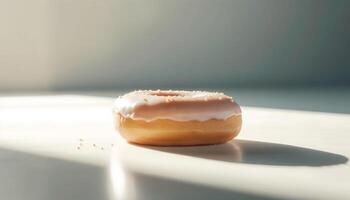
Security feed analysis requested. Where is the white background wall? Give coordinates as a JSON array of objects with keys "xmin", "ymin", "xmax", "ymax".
[{"xmin": 1, "ymin": 0, "xmax": 349, "ymax": 91}]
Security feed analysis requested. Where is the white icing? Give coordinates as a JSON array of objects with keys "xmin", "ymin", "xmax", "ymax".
[{"xmin": 113, "ymin": 90, "xmax": 241, "ymax": 122}]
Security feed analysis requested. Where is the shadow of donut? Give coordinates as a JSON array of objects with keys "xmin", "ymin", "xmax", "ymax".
[{"xmin": 146, "ymin": 139, "xmax": 348, "ymax": 166}]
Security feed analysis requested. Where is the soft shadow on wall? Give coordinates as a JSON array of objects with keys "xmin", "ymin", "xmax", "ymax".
[{"xmin": 0, "ymin": 0, "xmax": 349, "ymax": 91}]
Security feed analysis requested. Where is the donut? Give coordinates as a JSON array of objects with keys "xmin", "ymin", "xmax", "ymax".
[{"xmin": 113, "ymin": 90, "xmax": 242, "ymax": 146}]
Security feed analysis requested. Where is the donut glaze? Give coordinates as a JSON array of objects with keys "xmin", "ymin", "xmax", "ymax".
[
  {"xmin": 113, "ymin": 90, "xmax": 242, "ymax": 146},
  {"xmin": 114, "ymin": 90, "xmax": 241, "ymax": 122}
]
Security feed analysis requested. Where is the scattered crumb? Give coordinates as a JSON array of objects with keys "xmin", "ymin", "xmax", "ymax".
[
  {"xmin": 93, "ymin": 144, "xmax": 97, "ymax": 147},
  {"xmin": 79, "ymin": 143, "xmax": 83, "ymax": 146},
  {"xmin": 77, "ymin": 146, "xmax": 80, "ymax": 150},
  {"xmin": 111, "ymin": 144, "xmax": 114, "ymax": 147},
  {"xmin": 100, "ymin": 147, "xmax": 104, "ymax": 150},
  {"xmin": 144, "ymin": 98, "xmax": 148, "ymax": 102},
  {"xmin": 79, "ymin": 138, "xmax": 84, "ymax": 142}
]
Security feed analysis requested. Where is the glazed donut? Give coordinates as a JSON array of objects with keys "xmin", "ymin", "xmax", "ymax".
[{"xmin": 113, "ymin": 90, "xmax": 242, "ymax": 146}]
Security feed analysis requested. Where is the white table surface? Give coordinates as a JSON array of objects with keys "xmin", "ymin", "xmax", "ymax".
[{"xmin": 0, "ymin": 87, "xmax": 349, "ymax": 200}]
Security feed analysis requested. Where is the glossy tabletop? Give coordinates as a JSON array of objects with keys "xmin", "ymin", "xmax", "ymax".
[{"xmin": 0, "ymin": 87, "xmax": 349, "ymax": 200}]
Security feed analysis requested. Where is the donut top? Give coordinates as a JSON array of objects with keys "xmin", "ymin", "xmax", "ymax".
[{"xmin": 113, "ymin": 90, "xmax": 241, "ymax": 122}]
